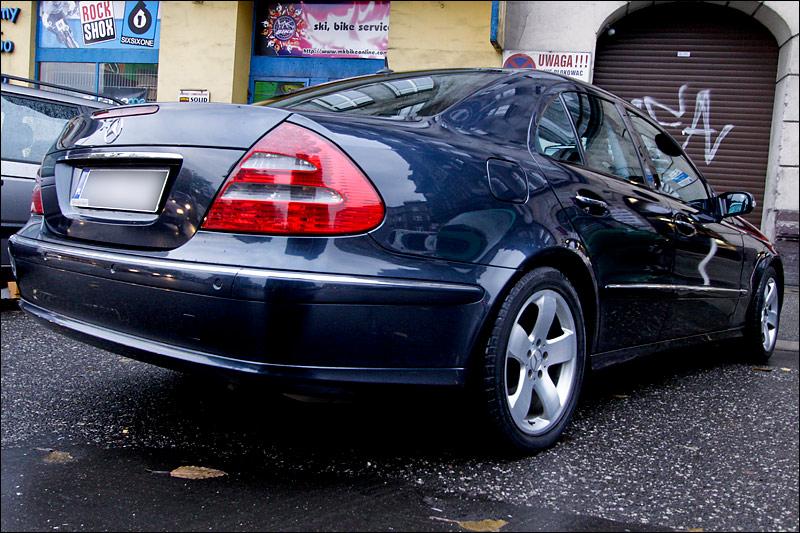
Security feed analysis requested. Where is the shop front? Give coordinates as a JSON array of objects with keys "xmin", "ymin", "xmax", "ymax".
[
  {"xmin": 35, "ymin": 0, "xmax": 161, "ymax": 103},
  {"xmin": 248, "ymin": 1, "xmax": 388, "ymax": 102}
]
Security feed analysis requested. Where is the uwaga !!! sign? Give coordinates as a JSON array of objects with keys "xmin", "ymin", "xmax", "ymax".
[
  {"xmin": 1, "ymin": 6, "xmax": 22, "ymax": 53},
  {"xmin": 80, "ymin": 1, "xmax": 116, "ymax": 45},
  {"xmin": 503, "ymin": 50, "xmax": 592, "ymax": 83}
]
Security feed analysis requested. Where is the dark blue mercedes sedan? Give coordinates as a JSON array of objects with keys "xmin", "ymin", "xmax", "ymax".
[{"xmin": 8, "ymin": 69, "xmax": 784, "ymax": 452}]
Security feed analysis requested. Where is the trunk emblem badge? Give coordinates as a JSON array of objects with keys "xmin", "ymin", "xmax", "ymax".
[{"xmin": 103, "ymin": 118, "xmax": 124, "ymax": 144}]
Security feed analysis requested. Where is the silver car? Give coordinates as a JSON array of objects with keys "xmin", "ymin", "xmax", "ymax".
[{"xmin": 1, "ymin": 75, "xmax": 115, "ymax": 295}]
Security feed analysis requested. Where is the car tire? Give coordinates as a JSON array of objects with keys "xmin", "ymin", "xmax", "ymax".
[
  {"xmin": 480, "ymin": 267, "xmax": 586, "ymax": 453},
  {"xmin": 742, "ymin": 266, "xmax": 781, "ymax": 363}
]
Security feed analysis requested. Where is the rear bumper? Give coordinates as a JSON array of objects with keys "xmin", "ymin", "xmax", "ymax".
[
  {"xmin": 9, "ymin": 234, "xmax": 487, "ymax": 386},
  {"xmin": 20, "ymin": 300, "xmax": 465, "ymax": 387}
]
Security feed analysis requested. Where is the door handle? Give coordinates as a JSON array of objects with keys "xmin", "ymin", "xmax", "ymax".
[
  {"xmin": 574, "ymin": 194, "xmax": 609, "ymax": 215},
  {"xmin": 672, "ymin": 213, "xmax": 697, "ymax": 237}
]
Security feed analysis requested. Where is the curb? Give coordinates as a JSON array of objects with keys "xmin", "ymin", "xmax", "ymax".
[{"xmin": 776, "ymin": 340, "xmax": 799, "ymax": 352}]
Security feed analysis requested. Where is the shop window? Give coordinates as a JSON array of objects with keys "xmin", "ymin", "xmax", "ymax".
[
  {"xmin": 253, "ymin": 80, "xmax": 308, "ymax": 102},
  {"xmin": 100, "ymin": 64, "xmax": 158, "ymax": 103},
  {"xmin": 39, "ymin": 62, "xmax": 96, "ymax": 95},
  {"xmin": 39, "ymin": 62, "xmax": 158, "ymax": 104}
]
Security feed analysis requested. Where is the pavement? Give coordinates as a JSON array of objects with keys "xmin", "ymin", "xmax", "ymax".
[
  {"xmin": 1, "ymin": 309, "xmax": 798, "ymax": 532},
  {"xmin": 778, "ymin": 286, "xmax": 798, "ymax": 346}
]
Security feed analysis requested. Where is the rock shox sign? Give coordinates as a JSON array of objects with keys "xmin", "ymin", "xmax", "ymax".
[
  {"xmin": 121, "ymin": 1, "xmax": 158, "ymax": 47},
  {"xmin": 79, "ymin": 1, "xmax": 116, "ymax": 45}
]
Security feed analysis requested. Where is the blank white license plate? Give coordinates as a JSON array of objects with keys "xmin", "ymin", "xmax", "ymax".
[{"xmin": 70, "ymin": 168, "xmax": 170, "ymax": 213}]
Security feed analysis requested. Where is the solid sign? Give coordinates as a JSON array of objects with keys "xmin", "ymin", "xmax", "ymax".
[
  {"xmin": 502, "ymin": 50, "xmax": 592, "ymax": 83},
  {"xmin": 255, "ymin": 2, "xmax": 390, "ymax": 59},
  {"xmin": 79, "ymin": 1, "xmax": 116, "ymax": 45},
  {"xmin": 121, "ymin": 1, "xmax": 158, "ymax": 47},
  {"xmin": 179, "ymin": 89, "xmax": 210, "ymax": 103}
]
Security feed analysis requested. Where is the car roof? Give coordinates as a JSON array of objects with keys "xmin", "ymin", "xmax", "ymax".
[{"xmin": 1, "ymin": 81, "xmax": 112, "ymax": 109}]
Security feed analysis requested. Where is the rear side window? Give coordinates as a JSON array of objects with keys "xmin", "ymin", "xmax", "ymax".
[
  {"xmin": 534, "ymin": 96, "xmax": 581, "ymax": 163},
  {"xmin": 1, "ymin": 94, "xmax": 79, "ymax": 164},
  {"xmin": 262, "ymin": 72, "xmax": 502, "ymax": 121},
  {"xmin": 561, "ymin": 92, "xmax": 644, "ymax": 182},
  {"xmin": 627, "ymin": 112, "xmax": 709, "ymax": 204}
]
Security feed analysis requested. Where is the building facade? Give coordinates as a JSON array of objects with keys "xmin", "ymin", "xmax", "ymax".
[
  {"xmin": 1, "ymin": 0, "xmax": 797, "ymax": 281},
  {"xmin": 500, "ymin": 0, "xmax": 799, "ymax": 283}
]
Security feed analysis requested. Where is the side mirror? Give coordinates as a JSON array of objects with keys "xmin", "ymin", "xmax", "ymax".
[
  {"xmin": 655, "ymin": 132, "xmax": 683, "ymax": 157},
  {"xmin": 718, "ymin": 191, "xmax": 755, "ymax": 218}
]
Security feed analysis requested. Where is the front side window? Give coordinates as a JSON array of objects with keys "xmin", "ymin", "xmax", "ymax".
[
  {"xmin": 627, "ymin": 112, "xmax": 709, "ymax": 204},
  {"xmin": 561, "ymin": 92, "xmax": 644, "ymax": 182},
  {"xmin": 534, "ymin": 96, "xmax": 581, "ymax": 163},
  {"xmin": 1, "ymin": 94, "xmax": 78, "ymax": 164}
]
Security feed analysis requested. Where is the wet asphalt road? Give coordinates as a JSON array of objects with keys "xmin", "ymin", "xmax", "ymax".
[{"xmin": 1, "ymin": 308, "xmax": 798, "ymax": 532}]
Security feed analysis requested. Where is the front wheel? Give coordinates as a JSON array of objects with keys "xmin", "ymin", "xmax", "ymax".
[
  {"xmin": 480, "ymin": 267, "xmax": 586, "ymax": 453},
  {"xmin": 743, "ymin": 266, "xmax": 781, "ymax": 362}
]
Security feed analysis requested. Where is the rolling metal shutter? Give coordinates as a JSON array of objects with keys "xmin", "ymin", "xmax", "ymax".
[{"xmin": 592, "ymin": 3, "xmax": 778, "ymax": 225}]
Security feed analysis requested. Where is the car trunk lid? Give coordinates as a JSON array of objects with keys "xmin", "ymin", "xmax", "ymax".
[{"xmin": 39, "ymin": 103, "xmax": 290, "ymax": 250}]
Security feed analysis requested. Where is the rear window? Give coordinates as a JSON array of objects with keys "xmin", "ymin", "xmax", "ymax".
[
  {"xmin": 1, "ymin": 93, "xmax": 80, "ymax": 164},
  {"xmin": 261, "ymin": 72, "xmax": 502, "ymax": 121}
]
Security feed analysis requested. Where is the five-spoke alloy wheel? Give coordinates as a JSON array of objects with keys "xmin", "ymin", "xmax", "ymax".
[
  {"xmin": 481, "ymin": 267, "xmax": 586, "ymax": 453},
  {"xmin": 760, "ymin": 277, "xmax": 779, "ymax": 352},
  {"xmin": 505, "ymin": 289, "xmax": 578, "ymax": 435},
  {"xmin": 742, "ymin": 265, "xmax": 781, "ymax": 363}
]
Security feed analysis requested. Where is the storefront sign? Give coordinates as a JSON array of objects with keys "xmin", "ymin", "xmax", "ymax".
[
  {"xmin": 105, "ymin": 86, "xmax": 148, "ymax": 104},
  {"xmin": 80, "ymin": 1, "xmax": 116, "ymax": 45},
  {"xmin": 1, "ymin": 6, "xmax": 22, "ymax": 53},
  {"xmin": 121, "ymin": 1, "xmax": 157, "ymax": 47},
  {"xmin": 255, "ymin": 2, "xmax": 390, "ymax": 59},
  {"xmin": 179, "ymin": 89, "xmax": 210, "ymax": 103},
  {"xmin": 503, "ymin": 50, "xmax": 592, "ymax": 83},
  {"xmin": 39, "ymin": 1, "xmax": 160, "ymax": 49}
]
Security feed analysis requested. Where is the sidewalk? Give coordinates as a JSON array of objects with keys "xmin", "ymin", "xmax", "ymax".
[{"xmin": 778, "ymin": 285, "xmax": 798, "ymax": 351}]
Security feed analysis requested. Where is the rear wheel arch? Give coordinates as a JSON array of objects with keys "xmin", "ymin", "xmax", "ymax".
[
  {"xmin": 521, "ymin": 249, "xmax": 599, "ymax": 355},
  {"xmin": 469, "ymin": 248, "xmax": 599, "ymax": 379}
]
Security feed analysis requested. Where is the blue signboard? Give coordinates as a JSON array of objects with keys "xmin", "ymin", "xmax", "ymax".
[
  {"xmin": 121, "ymin": 1, "xmax": 159, "ymax": 48},
  {"xmin": 38, "ymin": 1, "xmax": 160, "ymax": 49}
]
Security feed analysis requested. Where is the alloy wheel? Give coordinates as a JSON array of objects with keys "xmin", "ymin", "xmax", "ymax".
[
  {"xmin": 761, "ymin": 277, "xmax": 779, "ymax": 351},
  {"xmin": 504, "ymin": 289, "xmax": 578, "ymax": 435}
]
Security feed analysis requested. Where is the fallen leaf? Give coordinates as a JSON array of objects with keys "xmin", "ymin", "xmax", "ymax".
[
  {"xmin": 687, "ymin": 528, "xmax": 704, "ymax": 532},
  {"xmin": 430, "ymin": 516, "xmax": 508, "ymax": 532},
  {"xmin": 43, "ymin": 451, "xmax": 74, "ymax": 464},
  {"xmin": 169, "ymin": 465, "xmax": 227, "ymax": 480},
  {"xmin": 752, "ymin": 367, "xmax": 773, "ymax": 372},
  {"xmin": 457, "ymin": 519, "xmax": 509, "ymax": 532}
]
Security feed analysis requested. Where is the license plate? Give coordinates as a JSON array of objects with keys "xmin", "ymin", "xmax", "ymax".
[{"xmin": 70, "ymin": 168, "xmax": 170, "ymax": 213}]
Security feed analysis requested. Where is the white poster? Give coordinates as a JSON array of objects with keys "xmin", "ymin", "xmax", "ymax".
[{"xmin": 503, "ymin": 50, "xmax": 592, "ymax": 83}]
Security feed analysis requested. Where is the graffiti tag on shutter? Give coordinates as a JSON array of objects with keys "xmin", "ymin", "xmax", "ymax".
[{"xmin": 631, "ymin": 84, "xmax": 734, "ymax": 165}]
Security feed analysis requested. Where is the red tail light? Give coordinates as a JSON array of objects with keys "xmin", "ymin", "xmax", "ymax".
[
  {"xmin": 202, "ymin": 122, "xmax": 384, "ymax": 235},
  {"xmin": 30, "ymin": 174, "xmax": 44, "ymax": 215}
]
